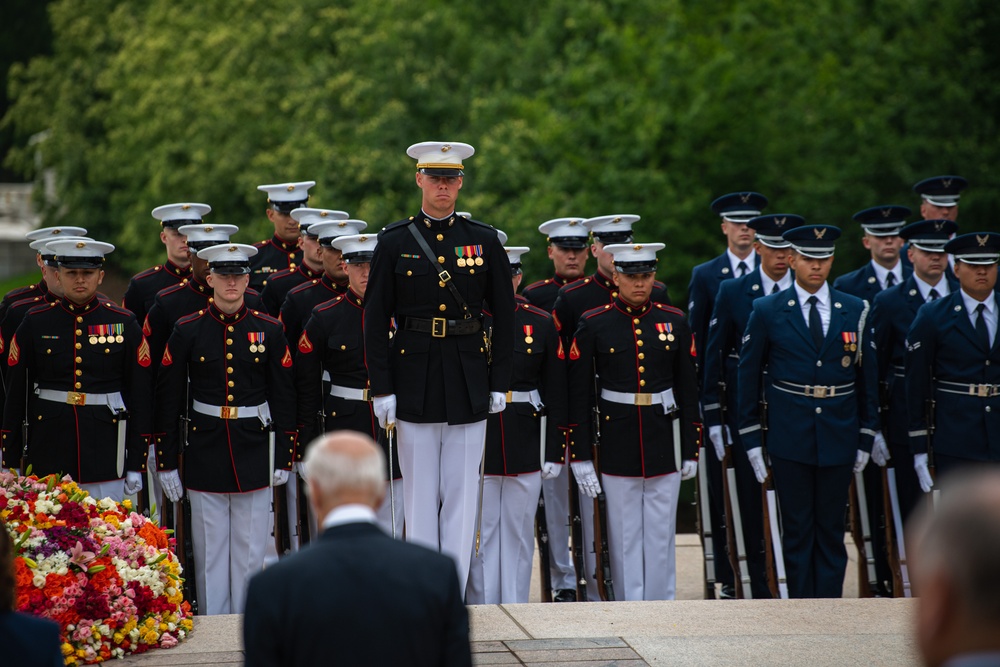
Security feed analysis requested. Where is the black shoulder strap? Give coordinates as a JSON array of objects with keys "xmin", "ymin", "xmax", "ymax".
[{"xmin": 407, "ymin": 223, "xmax": 471, "ymax": 319}]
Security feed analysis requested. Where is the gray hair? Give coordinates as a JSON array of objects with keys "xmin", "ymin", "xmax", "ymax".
[{"xmin": 302, "ymin": 431, "xmax": 386, "ymax": 502}]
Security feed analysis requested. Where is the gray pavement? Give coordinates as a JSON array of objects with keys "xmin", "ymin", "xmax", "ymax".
[{"xmin": 124, "ymin": 534, "xmax": 919, "ymax": 666}]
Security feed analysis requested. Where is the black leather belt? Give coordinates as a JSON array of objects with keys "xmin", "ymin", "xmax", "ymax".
[{"xmin": 405, "ymin": 317, "xmax": 482, "ymax": 337}]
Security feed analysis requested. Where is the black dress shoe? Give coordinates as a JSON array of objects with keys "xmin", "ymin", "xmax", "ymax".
[
  {"xmin": 719, "ymin": 584, "xmax": 737, "ymax": 599},
  {"xmin": 552, "ymin": 589, "xmax": 577, "ymax": 602}
]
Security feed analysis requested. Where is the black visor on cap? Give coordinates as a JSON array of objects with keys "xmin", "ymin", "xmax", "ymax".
[
  {"xmin": 343, "ymin": 252, "xmax": 374, "ymax": 264},
  {"xmin": 419, "ymin": 167, "xmax": 464, "ymax": 177},
  {"xmin": 510, "ymin": 264, "xmax": 523, "ymax": 276},
  {"xmin": 57, "ymin": 257, "xmax": 105, "ymax": 269},
  {"xmin": 270, "ymin": 199, "xmax": 308, "ymax": 214},
  {"xmin": 210, "ymin": 261, "xmax": 251, "ymax": 275},
  {"xmin": 594, "ymin": 232, "xmax": 634, "ymax": 244},
  {"xmin": 549, "ymin": 236, "xmax": 589, "ymax": 249},
  {"xmin": 187, "ymin": 241, "xmax": 223, "ymax": 252},
  {"xmin": 162, "ymin": 218, "xmax": 202, "ymax": 229},
  {"xmin": 614, "ymin": 259, "xmax": 657, "ymax": 274}
]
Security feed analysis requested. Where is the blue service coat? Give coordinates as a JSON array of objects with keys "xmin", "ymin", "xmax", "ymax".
[
  {"xmin": 737, "ymin": 286, "xmax": 879, "ymax": 466},
  {"xmin": 688, "ymin": 252, "xmax": 757, "ymax": 383},
  {"xmin": 905, "ymin": 290, "xmax": 1000, "ymax": 460},
  {"xmin": 832, "ymin": 261, "xmax": 913, "ymax": 304}
]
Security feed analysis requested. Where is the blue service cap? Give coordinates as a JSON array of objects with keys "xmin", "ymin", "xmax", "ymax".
[
  {"xmin": 899, "ymin": 219, "xmax": 958, "ymax": 253},
  {"xmin": 748, "ymin": 214, "xmax": 805, "ymax": 248},
  {"xmin": 711, "ymin": 192, "xmax": 768, "ymax": 223},
  {"xmin": 852, "ymin": 205, "xmax": 911, "ymax": 237},
  {"xmin": 783, "ymin": 225, "xmax": 841, "ymax": 259},
  {"xmin": 944, "ymin": 232, "xmax": 1000, "ymax": 265},
  {"xmin": 913, "ymin": 175, "xmax": 967, "ymax": 207}
]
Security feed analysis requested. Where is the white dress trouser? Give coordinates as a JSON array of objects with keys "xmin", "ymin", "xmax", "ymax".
[
  {"xmin": 397, "ymin": 419, "xmax": 485, "ymax": 593},
  {"xmin": 466, "ymin": 472, "xmax": 542, "ymax": 604},
  {"xmin": 188, "ymin": 488, "xmax": 270, "ymax": 615},
  {"xmin": 375, "ymin": 478, "xmax": 405, "ymax": 538},
  {"xmin": 601, "ymin": 472, "xmax": 682, "ymax": 601},
  {"xmin": 81, "ymin": 479, "xmax": 125, "ymax": 504},
  {"xmin": 541, "ymin": 468, "xmax": 576, "ymax": 590}
]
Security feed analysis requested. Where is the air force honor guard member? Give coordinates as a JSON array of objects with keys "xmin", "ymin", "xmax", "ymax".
[
  {"xmin": 833, "ymin": 206, "xmax": 912, "ymax": 303},
  {"xmin": 738, "ymin": 224, "xmax": 879, "ymax": 598},
  {"xmin": 467, "ymin": 246, "xmax": 568, "ymax": 604},
  {"xmin": 871, "ymin": 219, "xmax": 958, "ymax": 524},
  {"xmin": 567, "ymin": 242, "xmax": 700, "ymax": 601},
  {"xmin": 906, "ymin": 232, "xmax": 1000, "ymax": 490},
  {"xmin": 2, "ymin": 240, "xmax": 152, "ymax": 501},
  {"xmin": 249, "ymin": 181, "xmax": 316, "ymax": 291},
  {"xmin": 122, "ymin": 204, "xmax": 208, "ymax": 328},
  {"xmin": 701, "ymin": 213, "xmax": 803, "ymax": 599},
  {"xmin": 364, "ymin": 141, "xmax": 514, "ymax": 592},
  {"xmin": 259, "ymin": 208, "xmax": 349, "ymax": 316},
  {"xmin": 914, "ymin": 175, "xmax": 966, "ymax": 223},
  {"xmin": 154, "ymin": 243, "xmax": 296, "ymax": 615}
]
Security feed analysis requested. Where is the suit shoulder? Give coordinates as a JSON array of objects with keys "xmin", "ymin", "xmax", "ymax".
[
  {"xmin": 654, "ymin": 302, "xmax": 685, "ymax": 317},
  {"xmin": 176, "ymin": 310, "xmax": 206, "ymax": 327},
  {"xmin": 156, "ymin": 282, "xmax": 187, "ymax": 301},
  {"xmin": 130, "ymin": 265, "xmax": 166, "ymax": 281},
  {"xmin": 4, "ymin": 284, "xmax": 39, "ymax": 301},
  {"xmin": 519, "ymin": 302, "xmax": 552, "ymax": 319},
  {"xmin": 252, "ymin": 239, "xmax": 270, "ymax": 249},
  {"xmin": 287, "ymin": 279, "xmax": 319, "ymax": 296},
  {"xmin": 265, "ymin": 268, "xmax": 295, "ymax": 283},
  {"xmin": 247, "ymin": 287, "xmax": 262, "ymax": 297},
  {"xmin": 522, "ymin": 278, "xmax": 553, "ymax": 292},
  {"xmin": 101, "ymin": 302, "xmax": 134, "ymax": 318},
  {"xmin": 9, "ymin": 295, "xmax": 46, "ymax": 311},
  {"xmin": 250, "ymin": 310, "xmax": 283, "ymax": 327},
  {"xmin": 691, "ymin": 254, "xmax": 726, "ymax": 276},
  {"xmin": 315, "ymin": 295, "xmax": 345, "ymax": 314},
  {"xmin": 582, "ymin": 303, "xmax": 614, "ymax": 321},
  {"xmin": 380, "ymin": 218, "xmax": 413, "ymax": 235},
  {"xmin": 561, "ymin": 277, "xmax": 591, "ymax": 295}
]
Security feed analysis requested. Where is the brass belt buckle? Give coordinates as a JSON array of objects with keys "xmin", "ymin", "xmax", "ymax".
[
  {"xmin": 362, "ymin": 388, "xmax": 371, "ymax": 402},
  {"xmin": 812, "ymin": 386, "xmax": 828, "ymax": 399},
  {"xmin": 505, "ymin": 390, "xmax": 513, "ymax": 402},
  {"xmin": 66, "ymin": 391, "xmax": 86, "ymax": 406},
  {"xmin": 634, "ymin": 393, "xmax": 653, "ymax": 406},
  {"xmin": 431, "ymin": 317, "xmax": 447, "ymax": 338},
  {"xmin": 976, "ymin": 384, "xmax": 992, "ymax": 398},
  {"xmin": 221, "ymin": 406, "xmax": 238, "ymax": 420}
]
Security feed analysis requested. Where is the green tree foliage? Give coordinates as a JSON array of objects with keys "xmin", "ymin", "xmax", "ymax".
[{"xmin": 5, "ymin": 0, "xmax": 998, "ymax": 300}]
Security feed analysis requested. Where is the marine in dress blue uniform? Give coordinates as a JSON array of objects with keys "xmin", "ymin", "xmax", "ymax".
[
  {"xmin": 567, "ymin": 242, "xmax": 700, "ymax": 601},
  {"xmin": 737, "ymin": 225, "xmax": 879, "ymax": 598},
  {"xmin": 249, "ymin": 181, "xmax": 315, "ymax": 291},
  {"xmin": 688, "ymin": 191, "xmax": 766, "ymax": 597},
  {"xmin": 2, "ymin": 240, "xmax": 152, "ymax": 503},
  {"xmin": 870, "ymin": 219, "xmax": 958, "ymax": 528},
  {"xmin": 122, "ymin": 204, "xmax": 206, "ymax": 328},
  {"xmin": 701, "ymin": 213, "xmax": 803, "ymax": 599},
  {"xmin": 154, "ymin": 243, "xmax": 296, "ymax": 615},
  {"xmin": 520, "ymin": 216, "xmax": 589, "ymax": 602},
  {"xmin": 906, "ymin": 232, "xmax": 1000, "ymax": 491},
  {"xmin": 259, "ymin": 208, "xmax": 348, "ymax": 316},
  {"xmin": 467, "ymin": 246, "xmax": 569, "ymax": 604},
  {"xmin": 363, "ymin": 141, "xmax": 514, "ymax": 593}
]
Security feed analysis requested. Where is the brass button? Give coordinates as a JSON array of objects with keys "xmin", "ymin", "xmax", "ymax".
[
  {"xmin": 437, "ymin": 256, "xmax": 445, "ymax": 264},
  {"xmin": 637, "ymin": 340, "xmax": 644, "ymax": 347},
  {"xmin": 526, "ymin": 348, "xmax": 532, "ymax": 354},
  {"xmin": 75, "ymin": 369, "xmax": 82, "ymax": 376},
  {"xmin": 75, "ymin": 329, "xmax": 83, "ymax": 336},
  {"xmin": 635, "ymin": 329, "xmax": 642, "ymax": 335},
  {"xmin": 639, "ymin": 366, "xmax": 645, "ymax": 373},
  {"xmin": 228, "ymin": 394, "xmax": 235, "ymax": 401},
  {"xmin": 226, "ymin": 353, "xmax": 233, "ymax": 360},
  {"xmin": 226, "ymin": 338, "xmax": 233, "ymax": 345},
  {"xmin": 199, "ymin": 356, "xmax": 205, "ymax": 362},
  {"xmin": 75, "ymin": 356, "xmax": 82, "ymax": 363},
  {"xmin": 76, "ymin": 316, "xmax": 83, "ymax": 323},
  {"xmin": 105, "ymin": 349, "xmax": 110, "ymax": 354},
  {"xmin": 227, "ymin": 367, "xmax": 234, "ymax": 374},
  {"xmin": 399, "ymin": 349, "xmax": 405, "ymax": 354},
  {"xmin": 439, "ymin": 281, "xmax": 445, "ymax": 288},
  {"xmin": 228, "ymin": 380, "xmax": 235, "ymax": 387},
  {"xmin": 469, "ymin": 268, "xmax": 475, "ymax": 274},
  {"xmin": 75, "ymin": 382, "xmax": 82, "ymax": 389},
  {"xmin": 612, "ymin": 292, "xmax": 619, "ymax": 298},
  {"xmin": 436, "ymin": 234, "xmax": 444, "ymax": 241},
  {"xmin": 407, "ymin": 270, "xmax": 413, "ymax": 277},
  {"xmin": 75, "ymin": 343, "xmax": 82, "ymax": 349},
  {"xmin": 228, "ymin": 326, "xmax": 234, "ymax": 332},
  {"xmin": 640, "ymin": 379, "xmax": 646, "ymax": 387},
  {"xmin": 633, "ymin": 318, "xmax": 640, "ymax": 324},
  {"xmin": 609, "ymin": 347, "xmax": 615, "ymax": 353},
  {"xmin": 340, "ymin": 345, "xmax": 346, "ymax": 350},
  {"xmin": 439, "ymin": 304, "xmax": 447, "ymax": 312},
  {"xmin": 45, "ymin": 349, "xmax": 51, "ymax": 354}
]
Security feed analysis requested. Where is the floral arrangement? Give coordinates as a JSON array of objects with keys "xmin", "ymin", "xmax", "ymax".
[{"xmin": 1, "ymin": 470, "xmax": 192, "ymax": 664}]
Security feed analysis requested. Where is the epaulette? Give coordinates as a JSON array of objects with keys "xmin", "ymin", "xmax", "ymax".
[
  {"xmin": 315, "ymin": 295, "xmax": 344, "ymax": 313},
  {"xmin": 266, "ymin": 268, "xmax": 295, "ymax": 283},
  {"xmin": 287, "ymin": 280, "xmax": 319, "ymax": 296},
  {"xmin": 247, "ymin": 287, "xmax": 262, "ymax": 297},
  {"xmin": 582, "ymin": 303, "xmax": 613, "ymax": 321},
  {"xmin": 4, "ymin": 284, "xmax": 39, "ymax": 300},
  {"xmin": 562, "ymin": 277, "xmax": 591, "ymax": 294},
  {"xmin": 520, "ymin": 302, "xmax": 551, "ymax": 319},
  {"xmin": 466, "ymin": 218, "xmax": 494, "ymax": 230},
  {"xmin": 10, "ymin": 295, "xmax": 45, "ymax": 310},
  {"xmin": 177, "ymin": 310, "xmax": 207, "ymax": 326},
  {"xmin": 523, "ymin": 278, "xmax": 553, "ymax": 292},
  {"xmin": 156, "ymin": 282, "xmax": 187, "ymax": 301},
  {"xmin": 131, "ymin": 265, "xmax": 166, "ymax": 281},
  {"xmin": 253, "ymin": 239, "xmax": 269, "ymax": 248},
  {"xmin": 381, "ymin": 218, "xmax": 412, "ymax": 234},
  {"xmin": 25, "ymin": 301, "xmax": 55, "ymax": 317},
  {"xmin": 102, "ymin": 302, "xmax": 133, "ymax": 316},
  {"xmin": 653, "ymin": 279, "xmax": 667, "ymax": 289},
  {"xmin": 250, "ymin": 310, "xmax": 282, "ymax": 326},
  {"xmin": 655, "ymin": 303, "xmax": 685, "ymax": 316}
]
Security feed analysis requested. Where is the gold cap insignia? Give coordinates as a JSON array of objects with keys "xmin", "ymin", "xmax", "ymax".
[
  {"xmin": 441, "ymin": 144, "xmax": 451, "ymax": 152},
  {"xmin": 52, "ymin": 229, "xmax": 62, "ymax": 235},
  {"xmin": 814, "ymin": 228, "xmax": 827, "ymax": 239},
  {"xmin": 978, "ymin": 234, "xmax": 989, "ymax": 247},
  {"xmin": 320, "ymin": 211, "xmax": 328, "ymax": 217},
  {"xmin": 229, "ymin": 246, "xmax": 238, "ymax": 252},
  {"xmin": 633, "ymin": 244, "xmax": 642, "ymax": 251},
  {"xmin": 204, "ymin": 226, "xmax": 214, "ymax": 232},
  {"xmin": 182, "ymin": 204, "xmax": 191, "ymax": 210},
  {"xmin": 359, "ymin": 235, "xmax": 369, "ymax": 242},
  {"xmin": 76, "ymin": 242, "xmax": 86, "ymax": 248},
  {"xmin": 286, "ymin": 185, "xmax": 295, "ymax": 191},
  {"xmin": 613, "ymin": 217, "xmax": 622, "ymax": 223}
]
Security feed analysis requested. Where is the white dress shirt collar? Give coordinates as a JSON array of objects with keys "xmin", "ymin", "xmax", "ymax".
[{"xmin": 321, "ymin": 503, "xmax": 378, "ymax": 530}]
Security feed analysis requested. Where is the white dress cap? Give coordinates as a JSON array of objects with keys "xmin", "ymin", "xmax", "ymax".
[
  {"xmin": 25, "ymin": 226, "xmax": 88, "ymax": 242},
  {"xmin": 505, "ymin": 246, "xmax": 531, "ymax": 266},
  {"xmin": 604, "ymin": 242, "xmax": 665, "ymax": 274},
  {"xmin": 197, "ymin": 243, "xmax": 259, "ymax": 265},
  {"xmin": 330, "ymin": 233, "xmax": 379, "ymax": 263},
  {"xmin": 290, "ymin": 208, "xmax": 350, "ymax": 234},
  {"xmin": 256, "ymin": 181, "xmax": 317, "ymax": 203},
  {"xmin": 406, "ymin": 142, "xmax": 474, "ymax": 173},
  {"xmin": 151, "ymin": 203, "xmax": 211, "ymax": 226},
  {"xmin": 584, "ymin": 214, "xmax": 641, "ymax": 236},
  {"xmin": 47, "ymin": 239, "xmax": 115, "ymax": 267},
  {"xmin": 311, "ymin": 220, "xmax": 369, "ymax": 246},
  {"xmin": 178, "ymin": 224, "xmax": 239, "ymax": 247}
]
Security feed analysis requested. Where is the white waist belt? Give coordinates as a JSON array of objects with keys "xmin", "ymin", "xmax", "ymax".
[
  {"xmin": 505, "ymin": 389, "xmax": 543, "ymax": 410},
  {"xmin": 937, "ymin": 381, "xmax": 1000, "ymax": 398},
  {"xmin": 329, "ymin": 385, "xmax": 371, "ymax": 402},
  {"xmin": 192, "ymin": 399, "xmax": 271, "ymax": 424},
  {"xmin": 36, "ymin": 388, "xmax": 125, "ymax": 410},
  {"xmin": 601, "ymin": 388, "xmax": 677, "ymax": 411}
]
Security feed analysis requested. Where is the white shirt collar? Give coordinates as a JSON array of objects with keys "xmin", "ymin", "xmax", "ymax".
[
  {"xmin": 961, "ymin": 289, "xmax": 997, "ymax": 315},
  {"xmin": 869, "ymin": 259, "xmax": 902, "ymax": 289},
  {"xmin": 760, "ymin": 269, "xmax": 793, "ymax": 295},
  {"xmin": 726, "ymin": 248, "xmax": 756, "ymax": 276},
  {"xmin": 321, "ymin": 503, "xmax": 378, "ymax": 530},
  {"xmin": 912, "ymin": 274, "xmax": 950, "ymax": 301},
  {"xmin": 795, "ymin": 280, "xmax": 830, "ymax": 307}
]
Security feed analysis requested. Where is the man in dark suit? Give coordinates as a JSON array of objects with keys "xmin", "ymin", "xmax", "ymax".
[
  {"xmin": 244, "ymin": 431, "xmax": 472, "ymax": 667},
  {"xmin": 738, "ymin": 224, "xmax": 879, "ymax": 598},
  {"xmin": 702, "ymin": 213, "xmax": 803, "ymax": 599},
  {"xmin": 906, "ymin": 232, "xmax": 1000, "ymax": 486},
  {"xmin": 870, "ymin": 219, "xmax": 958, "ymax": 529},
  {"xmin": 364, "ymin": 141, "xmax": 514, "ymax": 594},
  {"xmin": 688, "ymin": 190, "xmax": 767, "ymax": 598}
]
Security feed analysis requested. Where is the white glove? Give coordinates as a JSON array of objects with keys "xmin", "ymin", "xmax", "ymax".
[
  {"xmin": 680, "ymin": 460, "xmax": 698, "ymax": 480},
  {"xmin": 159, "ymin": 470, "xmax": 184, "ymax": 503},
  {"xmin": 708, "ymin": 425, "xmax": 730, "ymax": 461},
  {"xmin": 747, "ymin": 447, "xmax": 768, "ymax": 484},
  {"xmin": 871, "ymin": 432, "xmax": 890, "ymax": 467},
  {"xmin": 540, "ymin": 462, "xmax": 562, "ymax": 480},
  {"xmin": 273, "ymin": 469, "xmax": 289, "ymax": 486},
  {"xmin": 124, "ymin": 471, "xmax": 143, "ymax": 496},
  {"xmin": 293, "ymin": 461, "xmax": 306, "ymax": 478},
  {"xmin": 914, "ymin": 453, "xmax": 934, "ymax": 493},
  {"xmin": 373, "ymin": 394, "xmax": 397, "ymax": 429},
  {"xmin": 489, "ymin": 391, "xmax": 507, "ymax": 414},
  {"xmin": 571, "ymin": 460, "xmax": 602, "ymax": 498},
  {"xmin": 853, "ymin": 450, "xmax": 870, "ymax": 474}
]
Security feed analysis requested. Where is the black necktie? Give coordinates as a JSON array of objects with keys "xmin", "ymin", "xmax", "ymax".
[
  {"xmin": 808, "ymin": 295, "xmax": 824, "ymax": 349},
  {"xmin": 885, "ymin": 272, "xmax": 896, "ymax": 288},
  {"xmin": 976, "ymin": 303, "xmax": 991, "ymax": 349},
  {"xmin": 737, "ymin": 261, "xmax": 749, "ymax": 277},
  {"xmin": 928, "ymin": 288, "xmax": 940, "ymax": 301},
  {"xmin": 771, "ymin": 283, "xmax": 780, "ymax": 294}
]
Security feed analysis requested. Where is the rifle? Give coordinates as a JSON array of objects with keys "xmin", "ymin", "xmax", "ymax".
[
  {"xmin": 567, "ymin": 471, "xmax": 588, "ymax": 601},
  {"xmin": 849, "ymin": 473, "xmax": 878, "ymax": 597},
  {"xmin": 534, "ymin": 413, "xmax": 553, "ymax": 602},
  {"xmin": 758, "ymin": 391, "xmax": 789, "ymax": 599},
  {"xmin": 694, "ymin": 437, "xmax": 716, "ymax": 599},
  {"xmin": 175, "ymin": 379, "xmax": 197, "ymax": 614},
  {"xmin": 878, "ymin": 379, "xmax": 910, "ymax": 597},
  {"xmin": 719, "ymin": 368, "xmax": 751, "ymax": 599},
  {"xmin": 20, "ymin": 369, "xmax": 29, "ymax": 471},
  {"xmin": 591, "ymin": 367, "xmax": 614, "ymax": 601},
  {"xmin": 926, "ymin": 368, "xmax": 940, "ymax": 508}
]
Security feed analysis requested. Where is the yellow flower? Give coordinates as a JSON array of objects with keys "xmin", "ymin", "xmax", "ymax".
[
  {"xmin": 122, "ymin": 619, "xmax": 137, "ymax": 634},
  {"xmin": 61, "ymin": 643, "xmax": 74, "ymax": 656},
  {"xmin": 122, "ymin": 498, "xmax": 133, "ymax": 510}
]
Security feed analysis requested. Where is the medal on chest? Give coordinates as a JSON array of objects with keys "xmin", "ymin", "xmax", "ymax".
[
  {"xmin": 656, "ymin": 322, "xmax": 674, "ymax": 342},
  {"xmin": 249, "ymin": 331, "xmax": 266, "ymax": 353}
]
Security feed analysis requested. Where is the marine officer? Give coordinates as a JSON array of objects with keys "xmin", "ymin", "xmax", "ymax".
[
  {"xmin": 737, "ymin": 224, "xmax": 879, "ymax": 598},
  {"xmin": 567, "ymin": 242, "xmax": 699, "ymax": 601},
  {"xmin": 154, "ymin": 243, "xmax": 296, "ymax": 615},
  {"xmin": 363, "ymin": 141, "xmax": 514, "ymax": 593}
]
